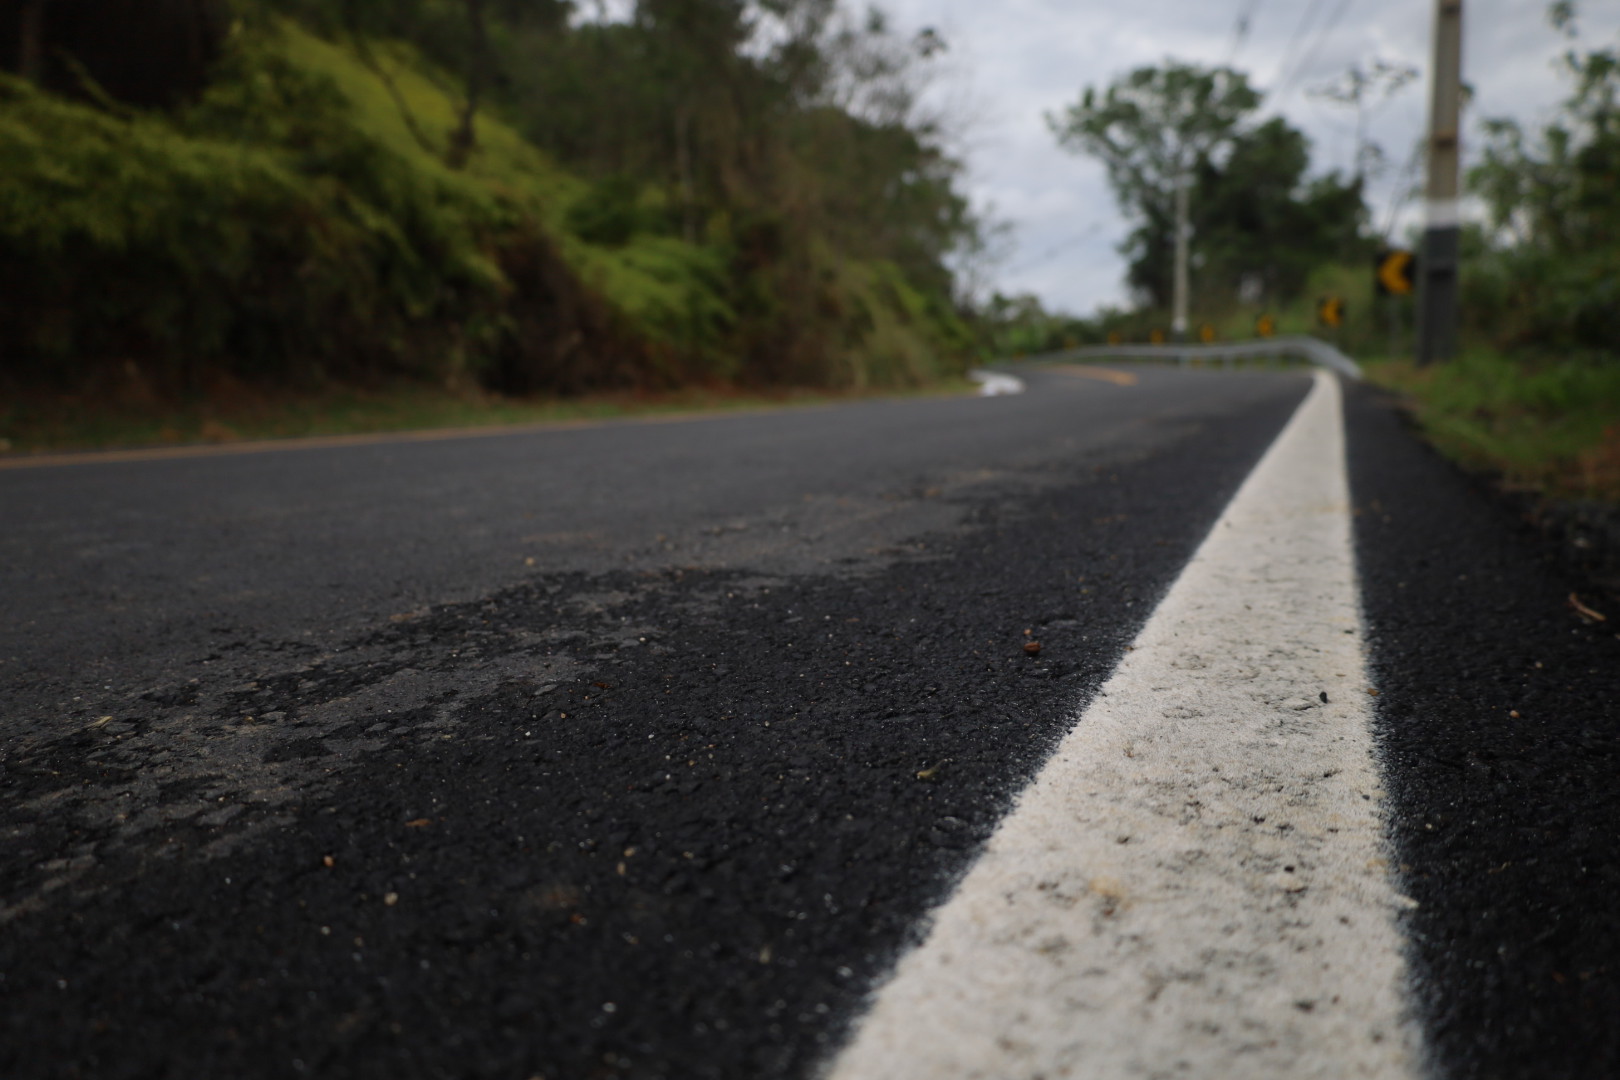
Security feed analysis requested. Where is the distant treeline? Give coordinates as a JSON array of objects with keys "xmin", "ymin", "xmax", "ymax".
[{"xmin": 0, "ymin": 0, "xmax": 980, "ymax": 396}]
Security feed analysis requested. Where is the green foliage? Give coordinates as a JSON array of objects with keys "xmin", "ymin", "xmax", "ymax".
[
  {"xmin": 1047, "ymin": 61, "xmax": 1262, "ymax": 300},
  {"xmin": 1366, "ymin": 349, "xmax": 1620, "ymax": 500},
  {"xmin": 974, "ymin": 293, "xmax": 1099, "ymax": 358},
  {"xmin": 1466, "ymin": 4, "xmax": 1620, "ymax": 357},
  {"xmin": 0, "ymin": 2, "xmax": 979, "ymax": 396},
  {"xmin": 1048, "ymin": 61, "xmax": 1262, "ymax": 214},
  {"xmin": 1049, "ymin": 61, "xmax": 1365, "ymax": 314},
  {"xmin": 1185, "ymin": 120, "xmax": 1369, "ymax": 310}
]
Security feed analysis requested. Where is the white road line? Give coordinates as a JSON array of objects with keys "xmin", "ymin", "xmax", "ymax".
[
  {"xmin": 969, "ymin": 370, "xmax": 1027, "ymax": 396},
  {"xmin": 827, "ymin": 371, "xmax": 1420, "ymax": 1080}
]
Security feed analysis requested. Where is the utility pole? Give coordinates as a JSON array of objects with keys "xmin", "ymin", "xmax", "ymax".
[
  {"xmin": 1172, "ymin": 169, "xmax": 1190, "ymax": 343},
  {"xmin": 1417, "ymin": 0, "xmax": 1463, "ymax": 364}
]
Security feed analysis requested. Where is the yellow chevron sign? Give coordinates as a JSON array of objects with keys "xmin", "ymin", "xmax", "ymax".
[
  {"xmin": 1317, "ymin": 295, "xmax": 1346, "ymax": 329},
  {"xmin": 1255, "ymin": 314, "xmax": 1276, "ymax": 338},
  {"xmin": 1376, "ymin": 249, "xmax": 1415, "ymax": 296}
]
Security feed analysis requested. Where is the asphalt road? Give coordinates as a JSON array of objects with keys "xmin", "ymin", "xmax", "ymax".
[{"xmin": 2, "ymin": 365, "xmax": 1616, "ymax": 1079}]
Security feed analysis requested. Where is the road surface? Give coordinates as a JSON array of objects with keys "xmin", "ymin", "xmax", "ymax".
[{"xmin": 2, "ymin": 365, "xmax": 1615, "ymax": 1079}]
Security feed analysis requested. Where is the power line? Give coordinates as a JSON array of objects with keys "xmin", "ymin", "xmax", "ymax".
[
  {"xmin": 1276, "ymin": 0, "xmax": 1358, "ymax": 97},
  {"xmin": 1379, "ymin": 136, "xmax": 1425, "ymax": 242},
  {"xmin": 1269, "ymin": 0, "xmax": 1326, "ymax": 90},
  {"xmin": 1225, "ymin": 0, "xmax": 1265, "ymax": 65},
  {"xmin": 1007, "ymin": 225, "xmax": 1104, "ymax": 274}
]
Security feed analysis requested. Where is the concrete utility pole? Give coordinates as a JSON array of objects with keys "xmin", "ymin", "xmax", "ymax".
[
  {"xmin": 1417, "ymin": 0, "xmax": 1463, "ymax": 364},
  {"xmin": 1172, "ymin": 170, "xmax": 1190, "ymax": 343}
]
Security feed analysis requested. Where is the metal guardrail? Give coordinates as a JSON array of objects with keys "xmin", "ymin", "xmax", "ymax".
[{"xmin": 1010, "ymin": 335, "xmax": 1363, "ymax": 381}]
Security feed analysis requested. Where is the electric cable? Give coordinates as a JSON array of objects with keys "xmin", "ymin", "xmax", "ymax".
[
  {"xmin": 1268, "ymin": 0, "xmax": 1326, "ymax": 92},
  {"xmin": 1276, "ymin": 0, "xmax": 1358, "ymax": 98},
  {"xmin": 1225, "ymin": 0, "xmax": 1265, "ymax": 65}
]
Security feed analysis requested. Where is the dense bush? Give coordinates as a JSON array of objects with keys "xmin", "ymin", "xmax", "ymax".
[{"xmin": 0, "ymin": 3, "xmax": 975, "ymax": 397}]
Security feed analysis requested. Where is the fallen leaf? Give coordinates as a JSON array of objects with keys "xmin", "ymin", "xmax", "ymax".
[
  {"xmin": 1569, "ymin": 593, "xmax": 1608, "ymax": 622},
  {"xmin": 405, "ymin": 818, "xmax": 432, "ymax": 828}
]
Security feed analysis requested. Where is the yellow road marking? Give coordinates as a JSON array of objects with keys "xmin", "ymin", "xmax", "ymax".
[
  {"xmin": 0, "ymin": 402, "xmax": 843, "ymax": 471},
  {"xmin": 1046, "ymin": 364, "xmax": 1139, "ymax": 387}
]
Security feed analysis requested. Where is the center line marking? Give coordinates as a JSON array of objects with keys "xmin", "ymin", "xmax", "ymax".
[
  {"xmin": 827, "ymin": 371, "xmax": 1420, "ymax": 1079},
  {"xmin": 1046, "ymin": 364, "xmax": 1139, "ymax": 386}
]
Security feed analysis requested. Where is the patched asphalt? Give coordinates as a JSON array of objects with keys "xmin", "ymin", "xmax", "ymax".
[{"xmin": 2, "ymin": 369, "xmax": 1305, "ymax": 1079}]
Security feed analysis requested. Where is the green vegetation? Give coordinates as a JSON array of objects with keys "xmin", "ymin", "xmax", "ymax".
[
  {"xmin": 0, "ymin": 0, "xmax": 980, "ymax": 422},
  {"xmin": 1365, "ymin": 350, "xmax": 1620, "ymax": 501},
  {"xmin": 1019, "ymin": 13, "xmax": 1620, "ymax": 507},
  {"xmin": 1049, "ymin": 61, "xmax": 1367, "ymax": 316},
  {"xmin": 1464, "ymin": 3, "xmax": 1618, "ymax": 358},
  {"xmin": 0, "ymin": 373, "xmax": 974, "ymax": 455},
  {"xmin": 1368, "ymin": 3, "xmax": 1620, "ymax": 504}
]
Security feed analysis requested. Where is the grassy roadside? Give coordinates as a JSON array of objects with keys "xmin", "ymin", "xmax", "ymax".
[
  {"xmin": 0, "ymin": 375, "xmax": 977, "ymax": 457},
  {"xmin": 1361, "ymin": 349, "xmax": 1620, "ymax": 503}
]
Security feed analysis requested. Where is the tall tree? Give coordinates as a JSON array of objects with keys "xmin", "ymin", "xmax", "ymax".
[
  {"xmin": 1047, "ymin": 62, "xmax": 1260, "ymax": 312},
  {"xmin": 1191, "ymin": 118, "xmax": 1366, "ymax": 307}
]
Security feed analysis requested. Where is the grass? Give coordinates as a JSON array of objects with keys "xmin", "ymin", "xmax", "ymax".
[
  {"xmin": 0, "ymin": 374, "xmax": 978, "ymax": 456},
  {"xmin": 1362, "ymin": 348, "xmax": 1620, "ymax": 502}
]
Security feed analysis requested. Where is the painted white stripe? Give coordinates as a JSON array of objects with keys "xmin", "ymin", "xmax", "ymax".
[
  {"xmin": 968, "ymin": 370, "xmax": 1026, "ymax": 396},
  {"xmin": 1425, "ymin": 197, "xmax": 1461, "ymax": 229},
  {"xmin": 827, "ymin": 371, "xmax": 1419, "ymax": 1080}
]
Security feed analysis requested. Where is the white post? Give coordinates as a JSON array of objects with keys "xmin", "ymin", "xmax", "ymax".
[{"xmin": 1172, "ymin": 169, "xmax": 1190, "ymax": 343}]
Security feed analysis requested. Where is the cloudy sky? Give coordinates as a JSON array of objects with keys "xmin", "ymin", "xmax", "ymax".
[{"xmin": 874, "ymin": 0, "xmax": 1620, "ymax": 315}]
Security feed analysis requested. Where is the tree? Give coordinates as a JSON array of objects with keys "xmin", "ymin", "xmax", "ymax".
[
  {"xmin": 1048, "ymin": 62, "xmax": 1260, "ymax": 223},
  {"xmin": 1049, "ymin": 61, "xmax": 1367, "ymax": 315},
  {"xmin": 1114, "ymin": 118, "xmax": 1366, "ymax": 312},
  {"xmin": 1186, "ymin": 118, "xmax": 1366, "ymax": 310},
  {"xmin": 1048, "ymin": 61, "xmax": 1260, "ymax": 325},
  {"xmin": 1467, "ymin": 2, "xmax": 1619, "ymax": 353}
]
